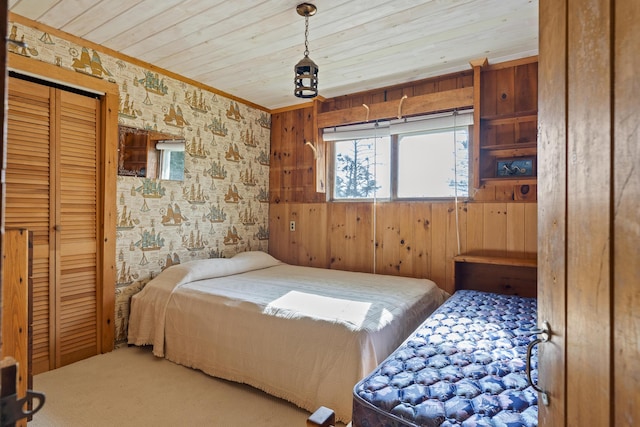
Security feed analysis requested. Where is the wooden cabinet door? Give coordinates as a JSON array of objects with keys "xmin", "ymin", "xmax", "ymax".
[{"xmin": 5, "ymin": 76, "xmax": 100, "ymax": 373}]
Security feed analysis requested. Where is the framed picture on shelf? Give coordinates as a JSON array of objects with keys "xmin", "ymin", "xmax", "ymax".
[{"xmin": 496, "ymin": 157, "xmax": 535, "ymax": 177}]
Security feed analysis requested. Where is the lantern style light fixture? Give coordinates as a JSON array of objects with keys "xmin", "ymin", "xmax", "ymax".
[{"xmin": 294, "ymin": 3, "xmax": 318, "ymax": 98}]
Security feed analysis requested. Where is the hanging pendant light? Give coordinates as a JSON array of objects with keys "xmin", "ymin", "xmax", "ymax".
[{"xmin": 294, "ymin": 3, "xmax": 318, "ymax": 98}]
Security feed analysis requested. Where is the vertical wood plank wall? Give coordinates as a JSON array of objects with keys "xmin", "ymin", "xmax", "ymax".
[
  {"xmin": 1, "ymin": 229, "xmax": 29, "ymax": 409},
  {"xmin": 538, "ymin": 0, "xmax": 639, "ymax": 424},
  {"xmin": 537, "ymin": 1, "xmax": 568, "ymax": 421},
  {"xmin": 614, "ymin": 1, "xmax": 640, "ymax": 425},
  {"xmin": 269, "ymin": 202, "xmax": 536, "ymax": 294},
  {"xmin": 269, "ymin": 63, "xmax": 537, "ymax": 294},
  {"xmin": 566, "ymin": 0, "xmax": 611, "ymax": 424}
]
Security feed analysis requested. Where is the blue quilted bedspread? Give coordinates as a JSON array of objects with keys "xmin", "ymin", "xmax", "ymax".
[{"xmin": 353, "ymin": 290, "xmax": 538, "ymax": 427}]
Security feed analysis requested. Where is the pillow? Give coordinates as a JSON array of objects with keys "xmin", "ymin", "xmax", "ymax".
[
  {"xmin": 231, "ymin": 250, "xmax": 282, "ymax": 268},
  {"xmin": 159, "ymin": 251, "xmax": 282, "ymax": 287}
]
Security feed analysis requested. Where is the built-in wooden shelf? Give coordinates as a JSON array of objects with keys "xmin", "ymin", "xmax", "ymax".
[
  {"xmin": 473, "ymin": 59, "xmax": 538, "ymax": 189},
  {"xmin": 454, "ymin": 253, "xmax": 537, "ymax": 268},
  {"xmin": 481, "ymin": 142, "xmax": 537, "ymax": 151},
  {"xmin": 454, "ymin": 252, "xmax": 537, "ymax": 297},
  {"xmin": 480, "ymin": 111, "xmax": 538, "ymax": 123},
  {"xmin": 480, "ymin": 177, "xmax": 537, "ymax": 186}
]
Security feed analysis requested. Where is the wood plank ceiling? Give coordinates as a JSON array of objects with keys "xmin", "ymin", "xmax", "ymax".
[{"xmin": 8, "ymin": 0, "xmax": 538, "ymax": 110}]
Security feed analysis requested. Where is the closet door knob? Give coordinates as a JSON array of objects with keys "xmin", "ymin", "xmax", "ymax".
[{"xmin": 54, "ymin": 225, "xmax": 62, "ymax": 232}]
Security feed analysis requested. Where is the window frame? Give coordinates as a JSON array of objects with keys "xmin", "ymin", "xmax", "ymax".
[{"xmin": 327, "ymin": 112, "xmax": 472, "ymax": 202}]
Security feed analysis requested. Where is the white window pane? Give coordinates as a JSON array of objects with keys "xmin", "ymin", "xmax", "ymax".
[
  {"xmin": 334, "ymin": 137, "xmax": 390, "ymax": 199},
  {"xmin": 159, "ymin": 150, "xmax": 185, "ymax": 181},
  {"xmin": 397, "ymin": 129, "xmax": 468, "ymax": 198}
]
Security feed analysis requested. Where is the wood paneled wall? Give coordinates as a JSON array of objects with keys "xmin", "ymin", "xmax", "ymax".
[
  {"xmin": 538, "ymin": 0, "xmax": 640, "ymax": 424},
  {"xmin": 269, "ymin": 63, "xmax": 538, "ymax": 294},
  {"xmin": 319, "ymin": 71, "xmax": 473, "ymax": 112},
  {"xmin": 270, "ymin": 202, "xmax": 536, "ymax": 294}
]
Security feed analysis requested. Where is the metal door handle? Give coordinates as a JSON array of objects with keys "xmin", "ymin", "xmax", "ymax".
[
  {"xmin": 526, "ymin": 321, "xmax": 551, "ymax": 405},
  {"xmin": 0, "ymin": 390, "xmax": 46, "ymax": 426}
]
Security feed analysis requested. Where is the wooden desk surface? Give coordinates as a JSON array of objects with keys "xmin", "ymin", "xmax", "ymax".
[{"xmin": 453, "ymin": 253, "xmax": 537, "ymax": 268}]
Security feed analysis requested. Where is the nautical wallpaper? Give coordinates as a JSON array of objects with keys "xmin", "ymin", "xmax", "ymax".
[{"xmin": 8, "ymin": 21, "xmax": 271, "ymax": 345}]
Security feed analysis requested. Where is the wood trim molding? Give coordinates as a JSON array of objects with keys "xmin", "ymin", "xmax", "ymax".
[
  {"xmin": 470, "ymin": 59, "xmax": 486, "ymax": 189},
  {"xmin": 8, "ymin": 53, "xmax": 117, "ymax": 353},
  {"xmin": 485, "ymin": 55, "xmax": 538, "ymax": 71},
  {"xmin": 271, "ymin": 96, "xmax": 326, "ymax": 115},
  {"xmin": 316, "ymin": 86, "xmax": 474, "ymax": 129},
  {"xmin": 312, "ymin": 99, "xmax": 326, "ymax": 193}
]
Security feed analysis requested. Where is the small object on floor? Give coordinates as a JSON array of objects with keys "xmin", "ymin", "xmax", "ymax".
[{"xmin": 307, "ymin": 406, "xmax": 335, "ymax": 427}]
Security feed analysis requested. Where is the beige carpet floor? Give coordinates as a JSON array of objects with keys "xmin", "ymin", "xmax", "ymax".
[{"xmin": 30, "ymin": 345, "xmax": 347, "ymax": 427}]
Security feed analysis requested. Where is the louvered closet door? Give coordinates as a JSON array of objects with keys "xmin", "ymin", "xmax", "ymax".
[
  {"xmin": 5, "ymin": 76, "xmax": 100, "ymax": 373},
  {"xmin": 56, "ymin": 89, "xmax": 100, "ymax": 367},
  {"xmin": 6, "ymin": 78, "xmax": 54, "ymax": 374}
]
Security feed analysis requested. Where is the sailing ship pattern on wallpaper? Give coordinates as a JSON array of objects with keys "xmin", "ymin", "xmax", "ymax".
[
  {"xmin": 184, "ymin": 180, "xmax": 207, "ymax": 204},
  {"xmin": 163, "ymin": 253, "xmax": 181, "ymax": 269},
  {"xmin": 257, "ymin": 149, "xmax": 270, "ymax": 166},
  {"xmin": 225, "ymin": 143, "xmax": 243, "ymax": 162},
  {"xmin": 239, "ymin": 202, "xmax": 257, "ymax": 226},
  {"xmin": 256, "ymin": 187, "xmax": 269, "ymax": 203},
  {"xmin": 135, "ymin": 179, "xmax": 166, "ymax": 198},
  {"xmin": 208, "ymin": 246, "xmax": 224, "ymax": 258},
  {"xmin": 140, "ymin": 199, "xmax": 151, "ymax": 212},
  {"xmin": 8, "ymin": 25, "xmax": 38, "ymax": 57},
  {"xmin": 119, "ymin": 93, "xmax": 142, "ymax": 119},
  {"xmin": 242, "ymin": 125, "xmax": 258, "ymax": 147},
  {"xmin": 116, "ymin": 205, "xmax": 139, "ymax": 230},
  {"xmin": 39, "ymin": 31, "xmax": 54, "ymax": 45},
  {"xmin": 203, "ymin": 154, "xmax": 228, "ymax": 179},
  {"xmin": 71, "ymin": 47, "xmax": 113, "ymax": 78},
  {"xmin": 224, "ymin": 184, "xmax": 243, "ymax": 203},
  {"xmin": 116, "ymin": 261, "xmax": 138, "ymax": 287},
  {"xmin": 208, "ymin": 111, "xmax": 229, "ymax": 136},
  {"xmin": 256, "ymin": 112, "xmax": 271, "ymax": 129},
  {"xmin": 240, "ymin": 163, "xmax": 258, "ymax": 186},
  {"xmin": 205, "ymin": 199, "xmax": 227, "ymax": 223},
  {"xmin": 255, "ymin": 222, "xmax": 269, "ymax": 240},
  {"xmin": 164, "ymin": 104, "xmax": 190, "ymax": 127},
  {"xmin": 136, "ymin": 71, "xmax": 169, "ymax": 95},
  {"xmin": 223, "ymin": 226, "xmax": 243, "ymax": 245},
  {"xmin": 183, "ymin": 222, "xmax": 207, "ymax": 251},
  {"xmin": 135, "ymin": 227, "xmax": 165, "ymax": 251},
  {"xmin": 185, "ymin": 90, "xmax": 210, "ymax": 113},
  {"xmin": 186, "ymin": 128, "xmax": 208, "ymax": 158},
  {"xmin": 161, "ymin": 203, "xmax": 188, "ymax": 226},
  {"xmin": 226, "ymin": 101, "xmax": 243, "ymax": 121}
]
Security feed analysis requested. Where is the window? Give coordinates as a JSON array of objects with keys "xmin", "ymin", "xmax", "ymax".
[
  {"xmin": 334, "ymin": 137, "xmax": 390, "ymax": 199},
  {"xmin": 397, "ymin": 128, "xmax": 469, "ymax": 198},
  {"xmin": 156, "ymin": 141, "xmax": 185, "ymax": 181},
  {"xmin": 325, "ymin": 111, "xmax": 472, "ymax": 200}
]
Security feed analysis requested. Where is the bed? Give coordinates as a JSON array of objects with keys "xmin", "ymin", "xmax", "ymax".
[
  {"xmin": 352, "ymin": 290, "xmax": 538, "ymax": 427},
  {"xmin": 127, "ymin": 251, "xmax": 448, "ymax": 422}
]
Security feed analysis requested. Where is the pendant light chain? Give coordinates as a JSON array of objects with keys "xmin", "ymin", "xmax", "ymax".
[{"xmin": 304, "ymin": 15, "xmax": 310, "ymax": 57}]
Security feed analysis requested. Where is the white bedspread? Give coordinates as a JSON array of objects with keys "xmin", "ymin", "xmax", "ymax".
[{"xmin": 128, "ymin": 251, "xmax": 448, "ymax": 422}]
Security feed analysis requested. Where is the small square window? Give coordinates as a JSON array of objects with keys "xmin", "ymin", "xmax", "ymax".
[{"xmin": 159, "ymin": 149, "xmax": 185, "ymax": 181}]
